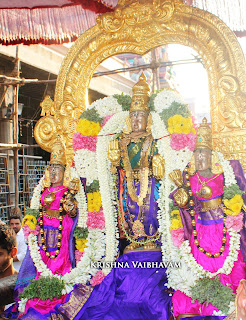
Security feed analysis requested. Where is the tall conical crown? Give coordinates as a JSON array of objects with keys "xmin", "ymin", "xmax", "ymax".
[
  {"xmin": 50, "ymin": 137, "xmax": 66, "ymax": 166},
  {"xmin": 130, "ymin": 73, "xmax": 150, "ymax": 113},
  {"xmin": 195, "ymin": 117, "xmax": 212, "ymax": 149}
]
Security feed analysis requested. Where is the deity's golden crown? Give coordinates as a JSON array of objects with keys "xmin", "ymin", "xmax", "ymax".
[
  {"xmin": 50, "ymin": 137, "xmax": 66, "ymax": 166},
  {"xmin": 195, "ymin": 117, "xmax": 212, "ymax": 149},
  {"xmin": 130, "ymin": 73, "xmax": 150, "ymax": 113}
]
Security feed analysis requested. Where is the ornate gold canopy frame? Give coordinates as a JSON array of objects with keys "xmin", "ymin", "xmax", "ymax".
[{"xmin": 35, "ymin": 0, "xmax": 246, "ymax": 171}]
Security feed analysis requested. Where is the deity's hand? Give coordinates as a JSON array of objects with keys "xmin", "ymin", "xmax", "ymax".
[
  {"xmin": 152, "ymin": 154, "xmax": 165, "ymax": 180},
  {"xmin": 108, "ymin": 139, "xmax": 121, "ymax": 166},
  {"xmin": 63, "ymin": 193, "xmax": 77, "ymax": 217},
  {"xmin": 173, "ymin": 188, "xmax": 189, "ymax": 208},
  {"xmin": 68, "ymin": 178, "xmax": 80, "ymax": 195}
]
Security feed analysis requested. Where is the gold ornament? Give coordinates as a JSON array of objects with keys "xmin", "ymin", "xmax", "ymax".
[
  {"xmin": 130, "ymin": 73, "xmax": 150, "ymax": 114},
  {"xmin": 50, "ymin": 138, "xmax": 67, "ymax": 166},
  {"xmin": 34, "ymin": 0, "xmax": 246, "ymax": 172},
  {"xmin": 152, "ymin": 153, "xmax": 165, "ymax": 180},
  {"xmin": 195, "ymin": 118, "xmax": 212, "ymax": 150}
]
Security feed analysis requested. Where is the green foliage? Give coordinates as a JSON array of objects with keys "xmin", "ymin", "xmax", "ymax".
[
  {"xmin": 159, "ymin": 101, "xmax": 191, "ymax": 128},
  {"xmin": 169, "ymin": 201, "xmax": 178, "ymax": 213},
  {"xmin": 87, "ymin": 180, "xmax": 100, "ymax": 193},
  {"xmin": 224, "ymin": 183, "xmax": 244, "ymax": 200},
  {"xmin": 20, "ymin": 277, "xmax": 65, "ymax": 301},
  {"xmin": 148, "ymin": 90, "xmax": 163, "ymax": 112},
  {"xmin": 113, "ymin": 93, "xmax": 132, "ymax": 111},
  {"xmin": 80, "ymin": 107, "xmax": 103, "ymax": 124},
  {"xmin": 24, "ymin": 207, "xmax": 39, "ymax": 219},
  {"xmin": 191, "ymin": 277, "xmax": 235, "ymax": 315},
  {"xmin": 74, "ymin": 226, "xmax": 89, "ymax": 239}
]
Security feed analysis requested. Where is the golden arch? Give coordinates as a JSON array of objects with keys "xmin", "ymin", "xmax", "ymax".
[{"xmin": 35, "ymin": 0, "xmax": 246, "ymax": 170}]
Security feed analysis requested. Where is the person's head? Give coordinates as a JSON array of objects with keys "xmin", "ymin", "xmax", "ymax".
[
  {"xmin": 130, "ymin": 110, "xmax": 148, "ymax": 133},
  {"xmin": 48, "ymin": 163, "xmax": 65, "ymax": 187},
  {"xmin": 194, "ymin": 148, "xmax": 212, "ymax": 172},
  {"xmin": 44, "ymin": 137, "xmax": 67, "ymax": 188},
  {"xmin": 0, "ymin": 225, "xmax": 17, "ymax": 274},
  {"xmin": 9, "ymin": 215, "xmax": 22, "ymax": 234},
  {"xmin": 129, "ymin": 73, "xmax": 150, "ymax": 134}
]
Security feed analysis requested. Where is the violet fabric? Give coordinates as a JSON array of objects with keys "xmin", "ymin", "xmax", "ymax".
[{"xmin": 62, "ymin": 251, "xmax": 172, "ymax": 320}]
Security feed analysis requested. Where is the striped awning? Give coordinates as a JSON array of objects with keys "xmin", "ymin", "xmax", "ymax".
[
  {"xmin": 0, "ymin": 0, "xmax": 117, "ymax": 45},
  {"xmin": 0, "ymin": 0, "xmax": 245, "ymax": 45}
]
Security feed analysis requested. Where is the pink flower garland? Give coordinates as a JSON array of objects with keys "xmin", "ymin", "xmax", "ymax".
[
  {"xmin": 170, "ymin": 227, "xmax": 184, "ymax": 248},
  {"xmin": 225, "ymin": 213, "xmax": 244, "ymax": 232},
  {"xmin": 87, "ymin": 210, "xmax": 105, "ymax": 229},
  {"xmin": 170, "ymin": 133, "xmax": 196, "ymax": 151},
  {"xmin": 90, "ymin": 270, "xmax": 105, "ymax": 286},
  {"xmin": 23, "ymin": 225, "xmax": 40, "ymax": 241},
  {"xmin": 75, "ymin": 250, "xmax": 84, "ymax": 264},
  {"xmin": 73, "ymin": 132, "xmax": 97, "ymax": 152}
]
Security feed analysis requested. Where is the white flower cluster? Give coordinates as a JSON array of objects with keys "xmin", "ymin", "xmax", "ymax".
[
  {"xmin": 89, "ymin": 96, "xmax": 122, "ymax": 118},
  {"xmin": 70, "ymin": 167, "xmax": 88, "ymax": 228},
  {"xmin": 218, "ymin": 152, "xmax": 237, "ymax": 186},
  {"xmin": 74, "ymin": 149, "xmax": 98, "ymax": 185},
  {"xmin": 150, "ymin": 112, "xmax": 174, "ymax": 259},
  {"xmin": 153, "ymin": 89, "xmax": 186, "ymax": 114},
  {"xmin": 30, "ymin": 176, "xmax": 44, "ymax": 209},
  {"xmin": 96, "ymin": 111, "xmax": 128, "ymax": 275}
]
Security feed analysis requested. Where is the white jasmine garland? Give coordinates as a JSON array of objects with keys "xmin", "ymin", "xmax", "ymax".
[
  {"xmin": 150, "ymin": 112, "xmax": 175, "ymax": 260},
  {"xmin": 89, "ymin": 96, "xmax": 123, "ymax": 118},
  {"xmin": 218, "ymin": 152, "xmax": 237, "ymax": 186},
  {"xmin": 74, "ymin": 149, "xmax": 98, "ymax": 185},
  {"xmin": 153, "ymin": 89, "xmax": 186, "ymax": 114},
  {"xmin": 30, "ymin": 176, "xmax": 45, "ymax": 209},
  {"xmin": 96, "ymin": 111, "xmax": 128, "ymax": 275},
  {"xmin": 70, "ymin": 167, "xmax": 88, "ymax": 228}
]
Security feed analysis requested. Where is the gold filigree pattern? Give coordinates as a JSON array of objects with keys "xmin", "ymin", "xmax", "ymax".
[{"xmin": 34, "ymin": 0, "xmax": 246, "ymax": 170}]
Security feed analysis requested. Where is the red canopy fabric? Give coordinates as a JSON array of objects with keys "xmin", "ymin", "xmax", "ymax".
[
  {"xmin": 0, "ymin": 0, "xmax": 117, "ymax": 45},
  {"xmin": 0, "ymin": 0, "xmax": 245, "ymax": 45}
]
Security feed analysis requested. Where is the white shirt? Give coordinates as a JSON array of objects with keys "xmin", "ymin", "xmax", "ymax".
[{"xmin": 13, "ymin": 228, "xmax": 27, "ymax": 271}]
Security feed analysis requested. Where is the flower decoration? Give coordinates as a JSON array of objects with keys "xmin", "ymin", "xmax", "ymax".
[
  {"xmin": 170, "ymin": 228, "xmax": 184, "ymax": 248},
  {"xmin": 225, "ymin": 213, "xmax": 244, "ymax": 232},
  {"xmin": 76, "ymin": 119, "xmax": 101, "ymax": 137},
  {"xmin": 224, "ymin": 194, "xmax": 244, "ymax": 216},
  {"xmin": 75, "ymin": 250, "xmax": 84, "ymax": 263},
  {"xmin": 170, "ymin": 209, "xmax": 183, "ymax": 230},
  {"xmin": 75, "ymin": 238, "xmax": 88, "ymax": 252},
  {"xmin": 87, "ymin": 191, "xmax": 102, "ymax": 212},
  {"xmin": 87, "ymin": 210, "xmax": 105, "ymax": 229},
  {"xmin": 23, "ymin": 225, "xmax": 40, "ymax": 241},
  {"xmin": 168, "ymin": 114, "xmax": 196, "ymax": 135},
  {"xmin": 73, "ymin": 132, "xmax": 97, "ymax": 152},
  {"xmin": 153, "ymin": 89, "xmax": 186, "ymax": 114},
  {"xmin": 22, "ymin": 214, "xmax": 37, "ymax": 230},
  {"xmin": 90, "ymin": 270, "xmax": 105, "ymax": 287},
  {"xmin": 170, "ymin": 133, "xmax": 196, "ymax": 151}
]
